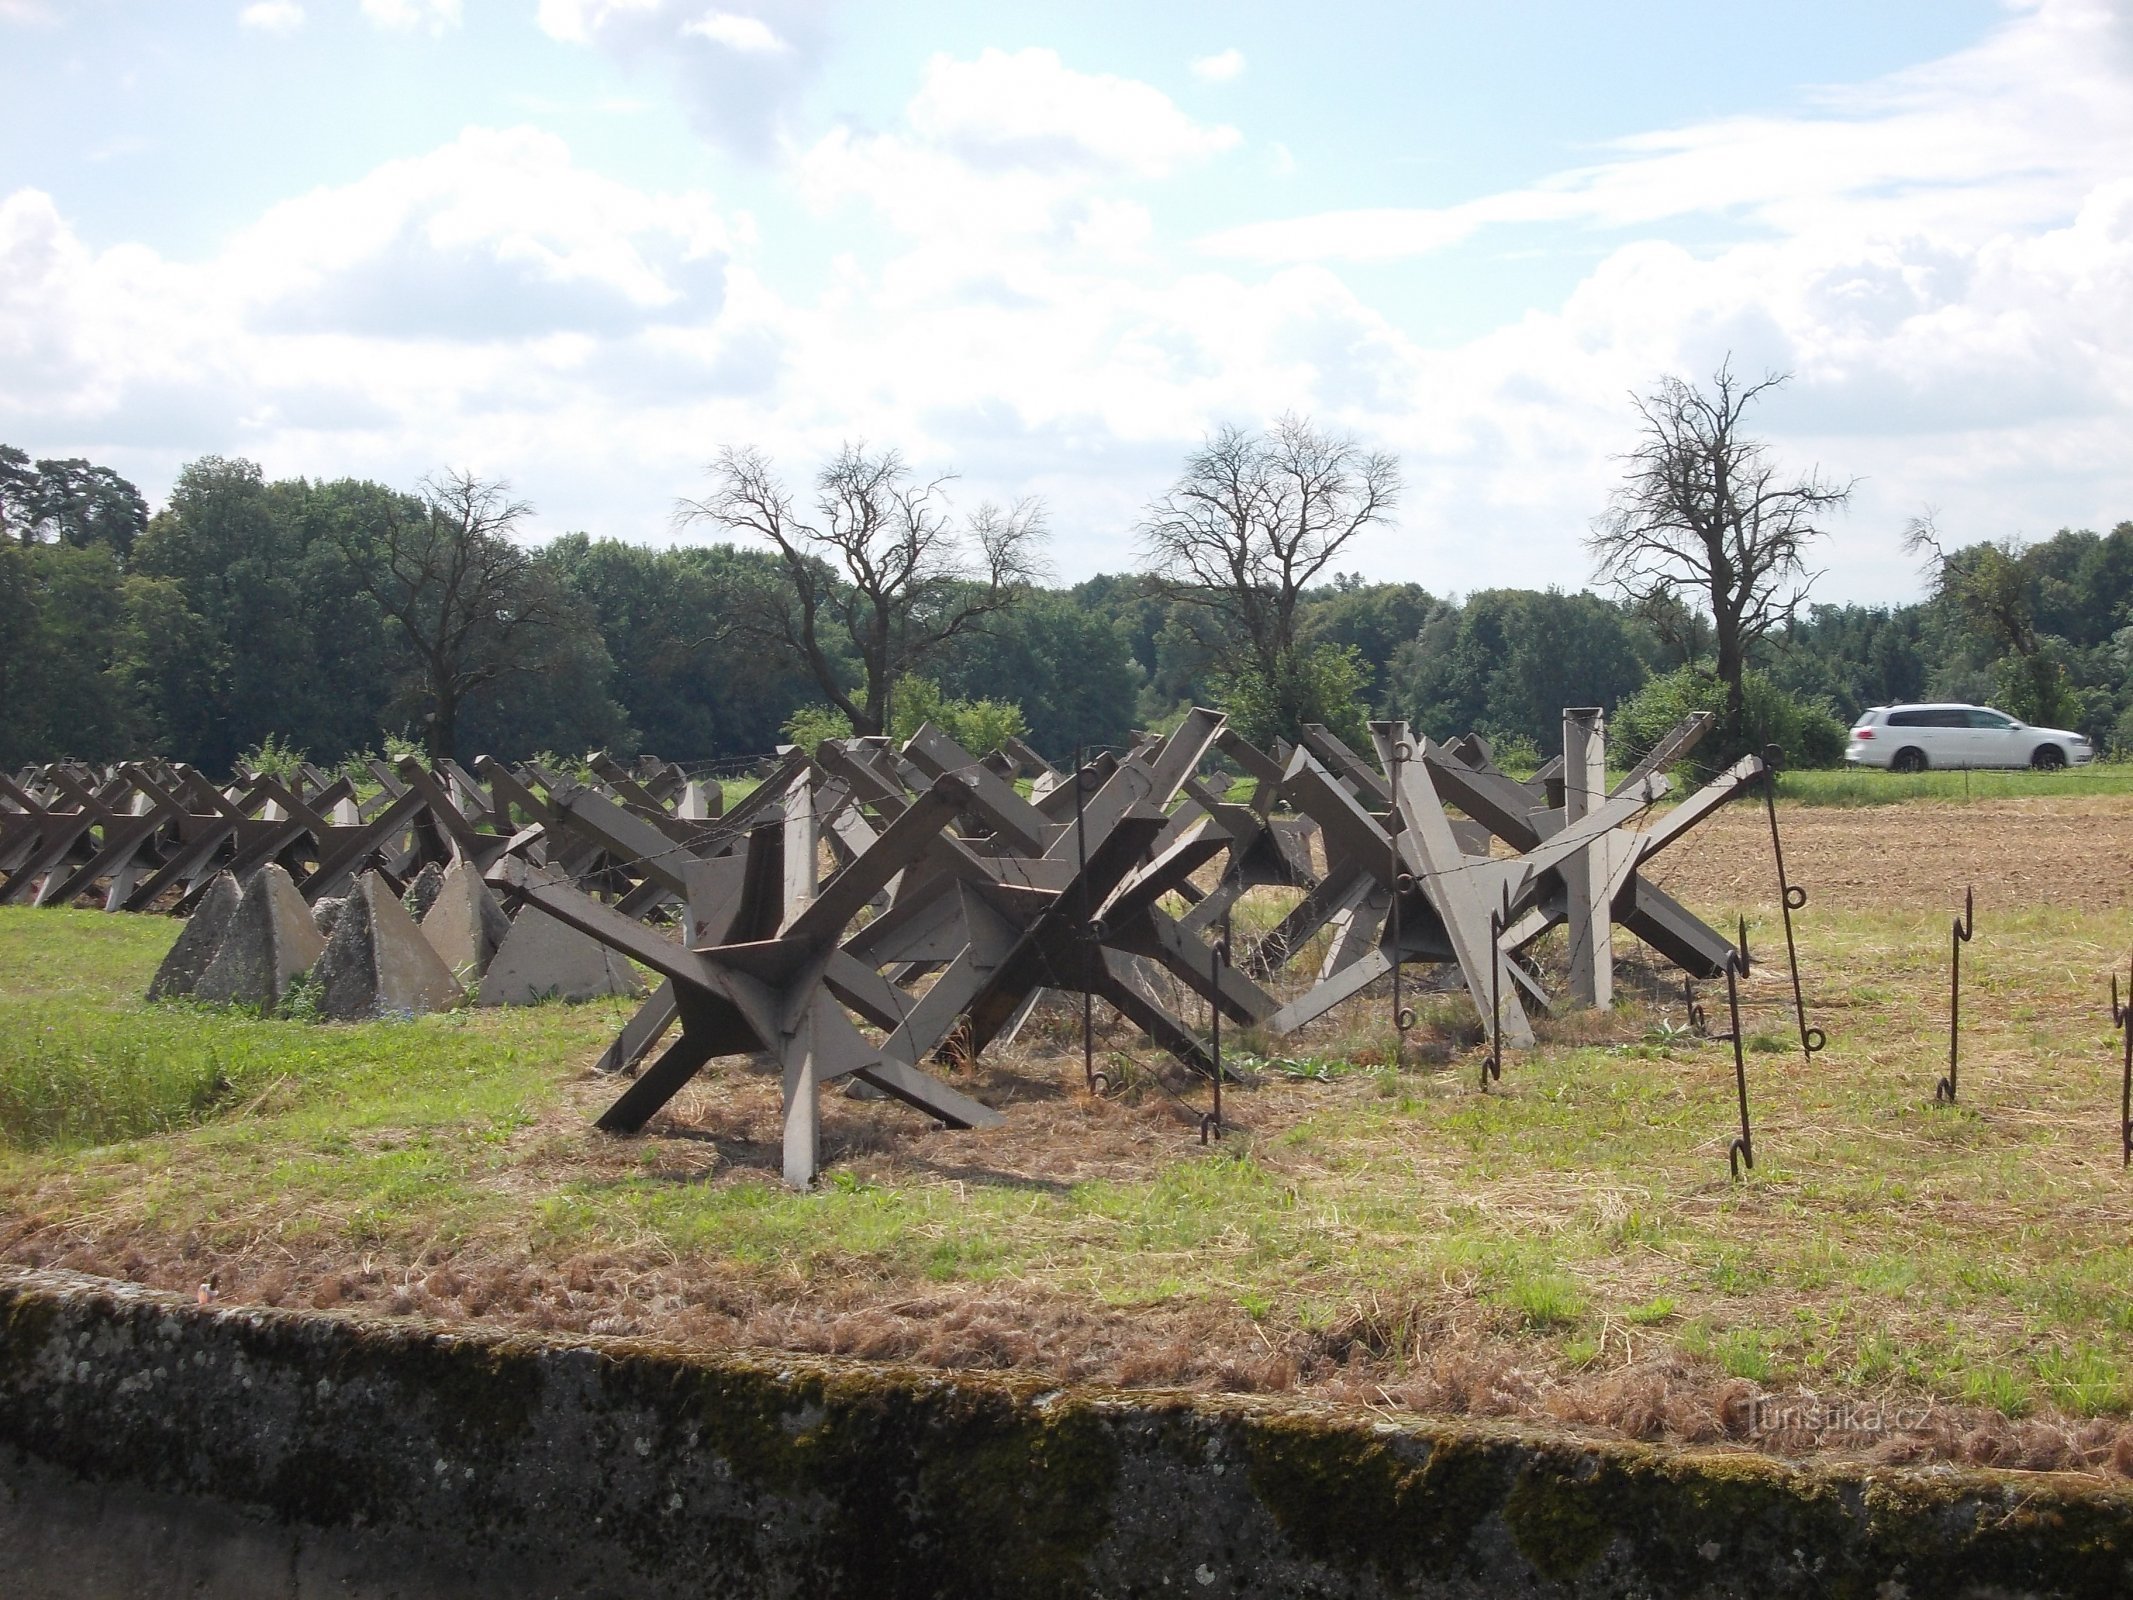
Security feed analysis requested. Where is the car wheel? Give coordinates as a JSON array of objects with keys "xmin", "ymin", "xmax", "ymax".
[
  {"xmin": 1892, "ymin": 747, "xmax": 1928, "ymax": 773},
  {"xmin": 2031, "ymin": 744, "xmax": 2067, "ymax": 770}
]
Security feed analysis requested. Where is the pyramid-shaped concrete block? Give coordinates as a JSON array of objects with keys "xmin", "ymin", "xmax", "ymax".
[
  {"xmin": 315, "ymin": 872, "xmax": 464, "ymax": 1021},
  {"xmin": 192, "ymin": 864, "xmax": 326, "ymax": 1010},
  {"xmin": 476, "ymin": 904, "xmax": 647, "ymax": 1007},
  {"xmin": 420, "ymin": 858, "xmax": 513, "ymax": 981},
  {"xmin": 147, "ymin": 872, "xmax": 242, "ymax": 1002}
]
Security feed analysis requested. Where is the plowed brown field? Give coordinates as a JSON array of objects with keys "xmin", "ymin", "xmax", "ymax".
[{"xmin": 1657, "ymin": 797, "xmax": 2133, "ymax": 915}]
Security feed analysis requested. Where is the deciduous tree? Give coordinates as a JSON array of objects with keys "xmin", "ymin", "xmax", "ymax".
[
  {"xmin": 1588, "ymin": 363, "xmax": 1851, "ymax": 745},
  {"xmin": 679, "ymin": 443, "xmax": 1047, "ymax": 737},
  {"xmin": 334, "ymin": 470, "xmax": 585, "ymax": 760},
  {"xmin": 1138, "ymin": 415, "xmax": 1400, "ymax": 741}
]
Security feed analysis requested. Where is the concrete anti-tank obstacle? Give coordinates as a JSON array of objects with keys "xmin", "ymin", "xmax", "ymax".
[
  {"xmin": 191, "ymin": 864, "xmax": 326, "ymax": 1010},
  {"xmin": 311, "ymin": 896, "xmax": 347, "ymax": 940},
  {"xmin": 400, "ymin": 862, "xmax": 446, "ymax": 923},
  {"xmin": 146, "ymin": 872, "xmax": 242, "ymax": 1002},
  {"xmin": 419, "ymin": 857, "xmax": 513, "ymax": 981},
  {"xmin": 313, "ymin": 871, "xmax": 464, "ymax": 1021},
  {"xmin": 477, "ymin": 901, "xmax": 647, "ymax": 1007}
]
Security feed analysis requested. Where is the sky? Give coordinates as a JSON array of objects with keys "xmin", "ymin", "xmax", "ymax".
[{"xmin": 5, "ymin": 0, "xmax": 2132, "ymax": 606}]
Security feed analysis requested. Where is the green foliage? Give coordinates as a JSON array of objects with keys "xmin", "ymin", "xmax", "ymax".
[
  {"xmin": 1389, "ymin": 588, "xmax": 1655, "ymax": 756},
  {"xmin": 1212, "ymin": 642, "xmax": 1370, "ymax": 750},
  {"xmin": 782, "ymin": 704, "xmax": 855, "ymax": 751},
  {"xmin": 934, "ymin": 586, "xmax": 1141, "ymax": 760},
  {"xmin": 4, "ymin": 440, "xmax": 2130, "ymax": 780},
  {"xmin": 1301, "ymin": 578, "xmax": 1437, "ymax": 711},
  {"xmin": 1485, "ymin": 733, "xmax": 1544, "ymax": 778},
  {"xmin": 238, "ymin": 731, "xmax": 310, "ymax": 780},
  {"xmin": 1613, "ymin": 664, "xmax": 1847, "ymax": 772},
  {"xmin": 526, "ymin": 749, "xmax": 598, "ymax": 785},
  {"xmin": 1992, "ymin": 646, "xmax": 2080, "ymax": 729},
  {"xmin": 783, "ymin": 677, "xmax": 1028, "ymax": 756}
]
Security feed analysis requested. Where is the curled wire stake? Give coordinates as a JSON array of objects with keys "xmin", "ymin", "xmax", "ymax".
[
  {"xmin": 1683, "ymin": 978, "xmax": 1708, "ymax": 1038},
  {"xmin": 1937, "ymin": 886, "xmax": 1975, "ymax": 1105},
  {"xmin": 2114, "ymin": 960, "xmax": 2132, "ymax": 1167},
  {"xmin": 1202, "ymin": 918, "xmax": 1231, "ymax": 1144},
  {"xmin": 1723, "ymin": 953, "xmax": 1755, "ymax": 1180},
  {"xmin": 1759, "ymin": 745, "xmax": 1825, "ymax": 1059},
  {"xmin": 1482, "ymin": 881, "xmax": 1511, "ymax": 1089}
]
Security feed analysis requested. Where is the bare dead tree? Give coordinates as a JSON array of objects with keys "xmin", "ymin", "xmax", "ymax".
[
  {"xmin": 335, "ymin": 470, "xmax": 577, "ymax": 759},
  {"xmin": 1588, "ymin": 363, "xmax": 1852, "ymax": 743},
  {"xmin": 1136, "ymin": 414, "xmax": 1399, "ymax": 740},
  {"xmin": 678, "ymin": 443, "xmax": 1047, "ymax": 737}
]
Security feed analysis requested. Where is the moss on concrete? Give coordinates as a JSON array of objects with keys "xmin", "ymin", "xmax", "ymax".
[{"xmin": 2, "ymin": 1267, "xmax": 2131, "ymax": 1599}]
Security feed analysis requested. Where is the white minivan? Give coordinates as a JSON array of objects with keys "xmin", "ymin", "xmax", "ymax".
[{"xmin": 1847, "ymin": 704, "xmax": 2093, "ymax": 772}]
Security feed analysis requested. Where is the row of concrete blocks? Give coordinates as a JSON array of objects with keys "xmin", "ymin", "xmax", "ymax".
[{"xmin": 146, "ymin": 858, "xmax": 643, "ymax": 1020}]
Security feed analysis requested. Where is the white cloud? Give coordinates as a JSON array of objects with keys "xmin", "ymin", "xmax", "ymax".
[
  {"xmin": 238, "ymin": 1, "xmax": 304, "ymax": 35},
  {"xmin": 12, "ymin": 5, "xmax": 2133, "ymax": 603},
  {"xmin": 534, "ymin": 0, "xmax": 660, "ymax": 43},
  {"xmin": 0, "ymin": 0, "xmax": 54, "ymax": 22},
  {"xmin": 1188, "ymin": 47, "xmax": 1244, "ymax": 83},
  {"xmin": 1208, "ymin": 0, "xmax": 2133, "ymax": 266},
  {"xmin": 360, "ymin": 0, "xmax": 461, "ymax": 34},
  {"xmin": 907, "ymin": 48, "xmax": 1239, "ymax": 180},
  {"xmin": 680, "ymin": 9, "xmax": 786, "ymax": 53},
  {"xmin": 533, "ymin": 0, "xmax": 831, "ymax": 158},
  {"xmin": 0, "ymin": 128, "xmax": 745, "ymax": 511}
]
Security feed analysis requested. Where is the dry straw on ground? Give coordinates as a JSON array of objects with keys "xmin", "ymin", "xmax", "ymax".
[{"xmin": 7, "ymin": 793, "xmax": 2133, "ymax": 1478}]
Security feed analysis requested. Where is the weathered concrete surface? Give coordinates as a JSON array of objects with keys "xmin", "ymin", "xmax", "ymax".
[
  {"xmin": 145, "ymin": 872, "xmax": 240, "ymax": 1002},
  {"xmin": 1, "ymin": 1267, "xmax": 2128, "ymax": 1600},
  {"xmin": 314, "ymin": 872, "xmax": 463, "ymax": 1021},
  {"xmin": 475, "ymin": 903, "xmax": 644, "ymax": 1006},
  {"xmin": 191, "ymin": 865, "xmax": 325, "ymax": 1011},
  {"xmin": 420, "ymin": 858, "xmax": 512, "ymax": 981}
]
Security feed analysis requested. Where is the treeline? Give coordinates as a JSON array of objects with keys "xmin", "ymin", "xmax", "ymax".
[{"xmin": 5, "ymin": 446, "xmax": 2133, "ymax": 773}]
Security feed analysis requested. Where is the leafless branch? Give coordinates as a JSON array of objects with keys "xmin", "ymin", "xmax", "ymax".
[
  {"xmin": 1137, "ymin": 413, "xmax": 1401, "ymax": 679},
  {"xmin": 1586, "ymin": 361, "xmax": 1852, "ymax": 736},
  {"xmin": 678, "ymin": 443, "xmax": 1050, "ymax": 734}
]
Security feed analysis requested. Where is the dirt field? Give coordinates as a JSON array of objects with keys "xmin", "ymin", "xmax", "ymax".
[
  {"xmin": 6, "ymin": 793, "xmax": 2133, "ymax": 1480},
  {"xmin": 1660, "ymin": 794, "xmax": 2133, "ymax": 914}
]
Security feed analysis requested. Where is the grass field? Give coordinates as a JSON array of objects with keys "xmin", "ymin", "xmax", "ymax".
[
  {"xmin": 1223, "ymin": 759, "xmax": 2133, "ymax": 810},
  {"xmin": 5, "ymin": 793, "xmax": 2133, "ymax": 1476},
  {"xmin": 1774, "ymin": 761, "xmax": 2133, "ymax": 807}
]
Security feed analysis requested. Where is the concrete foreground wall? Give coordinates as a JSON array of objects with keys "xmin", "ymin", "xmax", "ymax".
[{"xmin": 1, "ymin": 1268, "xmax": 2129, "ymax": 1599}]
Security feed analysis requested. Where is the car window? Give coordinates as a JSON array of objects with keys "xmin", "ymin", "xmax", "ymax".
[
  {"xmin": 1967, "ymin": 710, "xmax": 2014, "ymax": 729},
  {"xmin": 1922, "ymin": 710, "xmax": 1968, "ymax": 727},
  {"xmin": 1887, "ymin": 709, "xmax": 1926, "ymax": 727}
]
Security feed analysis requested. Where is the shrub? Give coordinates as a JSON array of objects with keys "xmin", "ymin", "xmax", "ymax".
[
  {"xmin": 1211, "ymin": 642, "xmax": 1370, "ymax": 752},
  {"xmin": 781, "ymin": 677, "xmax": 1028, "ymax": 756},
  {"xmin": 1613, "ymin": 665, "xmax": 1846, "ymax": 774},
  {"xmin": 236, "ymin": 731, "xmax": 308, "ymax": 781}
]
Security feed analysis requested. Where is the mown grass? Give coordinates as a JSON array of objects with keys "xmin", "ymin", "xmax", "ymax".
[
  {"xmin": 0, "ymin": 909, "xmax": 631, "ymax": 1153},
  {"xmin": 3, "ymin": 869, "xmax": 2133, "ymax": 1430}
]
